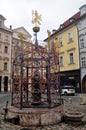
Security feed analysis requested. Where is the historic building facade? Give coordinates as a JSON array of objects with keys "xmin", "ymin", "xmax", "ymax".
[
  {"xmin": 77, "ymin": 5, "xmax": 86, "ymax": 92},
  {"xmin": 44, "ymin": 6, "xmax": 86, "ymax": 93},
  {"xmin": 0, "ymin": 15, "xmax": 12, "ymax": 92},
  {"xmin": 0, "ymin": 17, "xmax": 32, "ymax": 92},
  {"xmin": 12, "ymin": 26, "xmax": 32, "ymax": 63}
]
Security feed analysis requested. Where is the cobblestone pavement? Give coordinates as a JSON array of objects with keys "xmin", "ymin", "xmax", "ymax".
[{"xmin": 0, "ymin": 93, "xmax": 86, "ymax": 130}]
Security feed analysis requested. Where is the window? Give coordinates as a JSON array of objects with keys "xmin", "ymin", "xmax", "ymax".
[
  {"xmin": 69, "ymin": 52, "xmax": 74, "ymax": 64},
  {"xmin": 80, "ymin": 38, "xmax": 84, "ymax": 48},
  {"xmin": 0, "ymin": 44, "xmax": 1, "ymax": 52},
  {"xmin": 69, "ymin": 19, "xmax": 74, "ymax": 23},
  {"xmin": 0, "ymin": 21, "xmax": 2, "ymax": 27},
  {"xmin": 5, "ymin": 35, "xmax": 9, "ymax": 41},
  {"xmin": 81, "ymin": 57, "xmax": 86, "ymax": 67},
  {"xmin": 4, "ymin": 46, "xmax": 8, "ymax": 54},
  {"xmin": 51, "ymin": 41, "xmax": 54, "ymax": 49},
  {"xmin": 68, "ymin": 32, "xmax": 73, "ymax": 42},
  {"xmin": 4, "ymin": 62, "xmax": 8, "ymax": 70},
  {"xmin": 80, "ymin": 42, "xmax": 84, "ymax": 48},
  {"xmin": 59, "ymin": 37, "xmax": 63, "ymax": 47},
  {"xmin": 0, "ymin": 33, "xmax": 1, "ymax": 39},
  {"xmin": 59, "ymin": 56, "xmax": 63, "ymax": 66},
  {"xmin": 60, "ymin": 24, "xmax": 64, "ymax": 29}
]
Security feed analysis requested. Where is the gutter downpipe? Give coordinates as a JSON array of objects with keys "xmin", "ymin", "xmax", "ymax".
[{"xmin": 73, "ymin": 19, "xmax": 82, "ymax": 93}]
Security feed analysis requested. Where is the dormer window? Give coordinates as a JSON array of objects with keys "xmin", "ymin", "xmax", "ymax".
[
  {"xmin": 60, "ymin": 24, "xmax": 64, "ymax": 29},
  {"xmin": 69, "ymin": 19, "xmax": 74, "ymax": 23},
  {"xmin": 69, "ymin": 18, "xmax": 75, "ymax": 23}
]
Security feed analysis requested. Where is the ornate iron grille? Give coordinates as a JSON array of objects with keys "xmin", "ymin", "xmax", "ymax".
[{"xmin": 11, "ymin": 38, "xmax": 62, "ymax": 109}]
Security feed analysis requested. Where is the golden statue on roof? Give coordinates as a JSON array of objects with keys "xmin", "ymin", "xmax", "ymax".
[{"xmin": 32, "ymin": 10, "xmax": 42, "ymax": 26}]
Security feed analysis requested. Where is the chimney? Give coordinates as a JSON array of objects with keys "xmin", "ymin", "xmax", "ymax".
[{"xmin": 10, "ymin": 25, "xmax": 12, "ymax": 30}]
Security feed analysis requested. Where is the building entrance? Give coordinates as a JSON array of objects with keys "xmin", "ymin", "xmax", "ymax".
[
  {"xmin": 4, "ymin": 76, "xmax": 8, "ymax": 91},
  {"xmin": 82, "ymin": 75, "xmax": 86, "ymax": 93}
]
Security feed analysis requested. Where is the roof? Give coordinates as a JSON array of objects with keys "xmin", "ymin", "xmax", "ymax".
[
  {"xmin": 13, "ymin": 26, "xmax": 32, "ymax": 38},
  {"xmin": 0, "ymin": 15, "xmax": 6, "ymax": 20},
  {"xmin": 44, "ymin": 11, "xmax": 80, "ymax": 41},
  {"xmin": 62, "ymin": 12, "xmax": 80, "ymax": 27}
]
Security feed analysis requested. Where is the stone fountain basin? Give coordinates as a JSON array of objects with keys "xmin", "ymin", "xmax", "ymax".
[
  {"xmin": 64, "ymin": 111, "xmax": 84, "ymax": 122},
  {"xmin": 8, "ymin": 104, "xmax": 64, "ymax": 126}
]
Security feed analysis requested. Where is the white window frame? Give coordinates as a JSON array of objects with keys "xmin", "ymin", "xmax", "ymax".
[
  {"xmin": 59, "ymin": 55, "xmax": 63, "ymax": 66},
  {"xmin": 68, "ymin": 51, "xmax": 74, "ymax": 64},
  {"xmin": 80, "ymin": 37, "xmax": 84, "ymax": 48},
  {"xmin": 68, "ymin": 32, "xmax": 73, "ymax": 42},
  {"xmin": 59, "ymin": 36, "xmax": 63, "ymax": 47},
  {"xmin": 81, "ymin": 57, "xmax": 86, "ymax": 67}
]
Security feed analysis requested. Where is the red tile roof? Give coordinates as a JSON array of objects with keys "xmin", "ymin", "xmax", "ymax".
[
  {"xmin": 63, "ymin": 12, "xmax": 80, "ymax": 27},
  {"xmin": 44, "ymin": 12, "xmax": 81, "ymax": 41},
  {"xmin": 57, "ymin": 12, "xmax": 80, "ymax": 31}
]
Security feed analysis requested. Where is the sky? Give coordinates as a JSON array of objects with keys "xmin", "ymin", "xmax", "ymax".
[{"xmin": 0, "ymin": 0, "xmax": 86, "ymax": 43}]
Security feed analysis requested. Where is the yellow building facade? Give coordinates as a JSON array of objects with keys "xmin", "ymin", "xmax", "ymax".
[
  {"xmin": 44, "ymin": 20, "xmax": 81, "ymax": 92},
  {"xmin": 57, "ymin": 25, "xmax": 79, "ymax": 72}
]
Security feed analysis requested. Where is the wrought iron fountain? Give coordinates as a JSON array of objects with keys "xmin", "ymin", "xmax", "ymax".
[{"xmin": 8, "ymin": 10, "xmax": 64, "ymax": 126}]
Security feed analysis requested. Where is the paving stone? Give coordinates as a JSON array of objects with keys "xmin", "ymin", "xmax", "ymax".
[{"xmin": 0, "ymin": 93, "xmax": 86, "ymax": 130}]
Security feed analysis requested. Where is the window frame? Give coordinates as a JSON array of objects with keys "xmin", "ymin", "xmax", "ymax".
[
  {"xmin": 81, "ymin": 57, "xmax": 86, "ymax": 67},
  {"xmin": 59, "ymin": 55, "xmax": 63, "ymax": 66},
  {"xmin": 0, "ymin": 33, "xmax": 2, "ymax": 39},
  {"xmin": 0, "ymin": 21, "xmax": 2, "ymax": 27},
  {"xmin": 59, "ymin": 36, "xmax": 63, "ymax": 47},
  {"xmin": 68, "ymin": 51, "xmax": 74, "ymax": 64},
  {"xmin": 4, "ymin": 46, "xmax": 8, "ymax": 54},
  {"xmin": 68, "ymin": 32, "xmax": 73, "ymax": 43},
  {"xmin": 4, "ymin": 62, "xmax": 8, "ymax": 71},
  {"xmin": 4, "ymin": 35, "xmax": 9, "ymax": 42},
  {"xmin": 0, "ymin": 43, "xmax": 1, "ymax": 52},
  {"xmin": 80, "ymin": 37, "xmax": 84, "ymax": 48}
]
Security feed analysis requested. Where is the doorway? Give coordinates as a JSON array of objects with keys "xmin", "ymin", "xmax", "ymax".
[
  {"xmin": 4, "ymin": 76, "xmax": 8, "ymax": 92},
  {"xmin": 82, "ymin": 75, "xmax": 86, "ymax": 93}
]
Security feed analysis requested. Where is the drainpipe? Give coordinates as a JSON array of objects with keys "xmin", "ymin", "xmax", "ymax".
[{"xmin": 70, "ymin": 18, "xmax": 81, "ymax": 93}]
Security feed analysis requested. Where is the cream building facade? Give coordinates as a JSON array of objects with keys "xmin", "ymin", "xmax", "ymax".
[
  {"xmin": 0, "ymin": 15, "xmax": 13, "ymax": 92},
  {"xmin": 0, "ymin": 15, "xmax": 32, "ymax": 92}
]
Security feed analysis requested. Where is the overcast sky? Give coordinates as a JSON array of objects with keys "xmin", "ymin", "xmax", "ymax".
[{"xmin": 0, "ymin": 0, "xmax": 86, "ymax": 42}]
